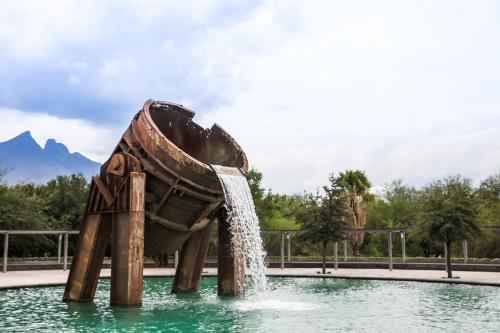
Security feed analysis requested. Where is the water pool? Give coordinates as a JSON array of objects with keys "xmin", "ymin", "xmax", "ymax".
[{"xmin": 0, "ymin": 277, "xmax": 498, "ymax": 332}]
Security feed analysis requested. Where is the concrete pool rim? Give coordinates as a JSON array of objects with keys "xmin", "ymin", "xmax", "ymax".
[{"xmin": 1, "ymin": 270, "xmax": 499, "ymax": 290}]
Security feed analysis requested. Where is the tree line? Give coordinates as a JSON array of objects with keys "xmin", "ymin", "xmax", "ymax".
[
  {"xmin": 0, "ymin": 170, "xmax": 499, "ymax": 275},
  {"xmin": 246, "ymin": 169, "xmax": 500, "ymax": 276},
  {"xmin": 0, "ymin": 173, "xmax": 88, "ymax": 257}
]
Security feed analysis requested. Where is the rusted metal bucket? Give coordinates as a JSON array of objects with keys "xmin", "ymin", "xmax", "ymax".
[
  {"xmin": 64, "ymin": 100, "xmax": 248, "ymax": 305},
  {"xmin": 121, "ymin": 100, "xmax": 247, "ymax": 254}
]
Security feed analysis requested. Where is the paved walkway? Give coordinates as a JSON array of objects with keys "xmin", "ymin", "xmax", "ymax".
[{"xmin": 0, "ymin": 268, "xmax": 499, "ymax": 289}]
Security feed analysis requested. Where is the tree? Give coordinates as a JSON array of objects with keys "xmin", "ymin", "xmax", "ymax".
[
  {"xmin": 297, "ymin": 174, "xmax": 349, "ymax": 274},
  {"xmin": 35, "ymin": 174, "xmax": 89, "ymax": 230},
  {"xmin": 415, "ymin": 176, "xmax": 480, "ymax": 278},
  {"xmin": 338, "ymin": 170, "xmax": 373, "ymax": 256}
]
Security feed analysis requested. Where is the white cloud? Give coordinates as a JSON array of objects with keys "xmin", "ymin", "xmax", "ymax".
[
  {"xmin": 0, "ymin": 1, "xmax": 499, "ymax": 193},
  {"xmin": 0, "ymin": 107, "xmax": 119, "ymax": 162},
  {"xmin": 196, "ymin": 0, "xmax": 500, "ymax": 193}
]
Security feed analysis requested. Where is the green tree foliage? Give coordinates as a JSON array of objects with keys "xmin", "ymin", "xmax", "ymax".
[
  {"xmin": 414, "ymin": 176, "xmax": 481, "ymax": 278},
  {"xmin": 0, "ymin": 173, "xmax": 89, "ymax": 257},
  {"xmin": 36, "ymin": 174, "xmax": 89, "ymax": 229},
  {"xmin": 297, "ymin": 174, "xmax": 349, "ymax": 273},
  {"xmin": 365, "ymin": 180, "xmax": 419, "ymax": 257},
  {"xmin": 245, "ymin": 169, "xmax": 299, "ymax": 230},
  {"xmin": 0, "ymin": 182, "xmax": 54, "ymax": 256}
]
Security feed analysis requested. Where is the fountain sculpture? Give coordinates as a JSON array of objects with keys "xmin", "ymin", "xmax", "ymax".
[{"xmin": 63, "ymin": 100, "xmax": 254, "ymax": 305}]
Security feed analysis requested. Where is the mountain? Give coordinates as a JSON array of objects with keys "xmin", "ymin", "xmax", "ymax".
[{"xmin": 0, "ymin": 131, "xmax": 100, "ymax": 184}]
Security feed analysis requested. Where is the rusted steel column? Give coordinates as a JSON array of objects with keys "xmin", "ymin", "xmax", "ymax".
[
  {"xmin": 172, "ymin": 221, "xmax": 213, "ymax": 293},
  {"xmin": 217, "ymin": 210, "xmax": 245, "ymax": 296},
  {"xmin": 111, "ymin": 172, "xmax": 146, "ymax": 306},
  {"xmin": 63, "ymin": 213, "xmax": 111, "ymax": 302}
]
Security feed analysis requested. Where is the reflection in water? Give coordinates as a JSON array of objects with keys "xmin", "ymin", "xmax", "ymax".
[{"xmin": 0, "ymin": 277, "xmax": 499, "ymax": 332}]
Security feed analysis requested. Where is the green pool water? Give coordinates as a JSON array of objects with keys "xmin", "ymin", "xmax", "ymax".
[{"xmin": 0, "ymin": 277, "xmax": 499, "ymax": 332}]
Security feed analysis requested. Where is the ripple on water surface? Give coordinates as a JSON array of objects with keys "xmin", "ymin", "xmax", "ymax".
[{"xmin": 0, "ymin": 277, "xmax": 499, "ymax": 333}]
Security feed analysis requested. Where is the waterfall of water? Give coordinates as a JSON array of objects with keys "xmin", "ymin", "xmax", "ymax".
[{"xmin": 212, "ymin": 165, "xmax": 267, "ymax": 293}]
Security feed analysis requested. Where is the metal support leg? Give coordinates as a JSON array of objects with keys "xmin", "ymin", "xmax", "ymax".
[
  {"xmin": 218, "ymin": 209, "xmax": 245, "ymax": 296},
  {"xmin": 172, "ymin": 222, "xmax": 213, "ymax": 293},
  {"xmin": 111, "ymin": 172, "xmax": 146, "ymax": 306},
  {"xmin": 463, "ymin": 240, "xmax": 468, "ymax": 264},
  {"xmin": 58, "ymin": 234, "xmax": 62, "ymax": 263},
  {"xmin": 64, "ymin": 213, "xmax": 111, "ymax": 302},
  {"xmin": 63, "ymin": 233, "xmax": 69, "ymax": 271},
  {"xmin": 3, "ymin": 233, "xmax": 8, "ymax": 273},
  {"xmin": 334, "ymin": 242, "xmax": 338, "ymax": 270},
  {"xmin": 401, "ymin": 232, "xmax": 406, "ymax": 263},
  {"xmin": 343, "ymin": 240, "xmax": 348, "ymax": 262},
  {"xmin": 388, "ymin": 232, "xmax": 393, "ymax": 271},
  {"xmin": 175, "ymin": 251, "xmax": 179, "ymax": 270},
  {"xmin": 280, "ymin": 233, "xmax": 285, "ymax": 270},
  {"xmin": 287, "ymin": 233, "xmax": 291, "ymax": 263}
]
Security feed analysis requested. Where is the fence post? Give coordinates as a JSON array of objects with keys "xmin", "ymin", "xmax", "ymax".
[
  {"xmin": 343, "ymin": 239, "xmax": 348, "ymax": 262},
  {"xmin": 401, "ymin": 231, "xmax": 406, "ymax": 263},
  {"xmin": 287, "ymin": 233, "xmax": 291, "ymax": 263},
  {"xmin": 388, "ymin": 232, "xmax": 393, "ymax": 271},
  {"xmin": 3, "ymin": 233, "xmax": 8, "ymax": 273},
  {"xmin": 280, "ymin": 233, "xmax": 285, "ymax": 269},
  {"xmin": 58, "ymin": 234, "xmax": 62, "ymax": 263},
  {"xmin": 334, "ymin": 242, "xmax": 338, "ymax": 270},
  {"xmin": 463, "ymin": 240, "xmax": 468, "ymax": 264},
  {"xmin": 63, "ymin": 233, "xmax": 69, "ymax": 271}
]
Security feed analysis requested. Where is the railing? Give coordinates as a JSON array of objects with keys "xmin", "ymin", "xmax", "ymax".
[
  {"xmin": 0, "ymin": 230, "xmax": 79, "ymax": 273},
  {"xmin": 1, "ymin": 227, "xmax": 499, "ymax": 273},
  {"xmin": 262, "ymin": 227, "xmax": 500, "ymax": 270}
]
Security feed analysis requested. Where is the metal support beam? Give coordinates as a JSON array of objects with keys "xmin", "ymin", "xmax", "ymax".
[
  {"xmin": 287, "ymin": 233, "xmax": 291, "ymax": 263},
  {"xmin": 58, "ymin": 234, "xmax": 62, "ymax": 263},
  {"xmin": 334, "ymin": 242, "xmax": 338, "ymax": 270},
  {"xmin": 172, "ymin": 221, "xmax": 213, "ymax": 293},
  {"xmin": 280, "ymin": 233, "xmax": 285, "ymax": 269},
  {"xmin": 217, "ymin": 210, "xmax": 245, "ymax": 296},
  {"xmin": 388, "ymin": 232, "xmax": 393, "ymax": 271},
  {"xmin": 63, "ymin": 233, "xmax": 69, "ymax": 271},
  {"xmin": 3, "ymin": 233, "xmax": 8, "ymax": 273},
  {"xmin": 110, "ymin": 172, "xmax": 146, "ymax": 306},
  {"xmin": 175, "ymin": 251, "xmax": 179, "ymax": 270},
  {"xmin": 343, "ymin": 239, "xmax": 348, "ymax": 262},
  {"xmin": 401, "ymin": 232, "xmax": 406, "ymax": 263},
  {"xmin": 463, "ymin": 240, "xmax": 468, "ymax": 264}
]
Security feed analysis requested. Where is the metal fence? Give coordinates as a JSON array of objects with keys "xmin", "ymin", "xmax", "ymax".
[
  {"xmin": 2, "ymin": 227, "xmax": 499, "ymax": 273},
  {"xmin": 0, "ymin": 230, "xmax": 79, "ymax": 273}
]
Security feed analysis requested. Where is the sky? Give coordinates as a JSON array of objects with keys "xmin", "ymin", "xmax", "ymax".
[{"xmin": 0, "ymin": 0, "xmax": 499, "ymax": 194}]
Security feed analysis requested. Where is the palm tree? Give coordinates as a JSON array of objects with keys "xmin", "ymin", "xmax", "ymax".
[
  {"xmin": 338, "ymin": 170, "xmax": 372, "ymax": 256},
  {"xmin": 415, "ymin": 176, "xmax": 481, "ymax": 278}
]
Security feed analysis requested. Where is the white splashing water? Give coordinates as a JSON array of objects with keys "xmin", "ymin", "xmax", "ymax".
[{"xmin": 212, "ymin": 165, "xmax": 267, "ymax": 293}]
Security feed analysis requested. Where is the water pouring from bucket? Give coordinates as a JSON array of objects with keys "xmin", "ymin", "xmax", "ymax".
[{"xmin": 212, "ymin": 165, "xmax": 267, "ymax": 293}]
